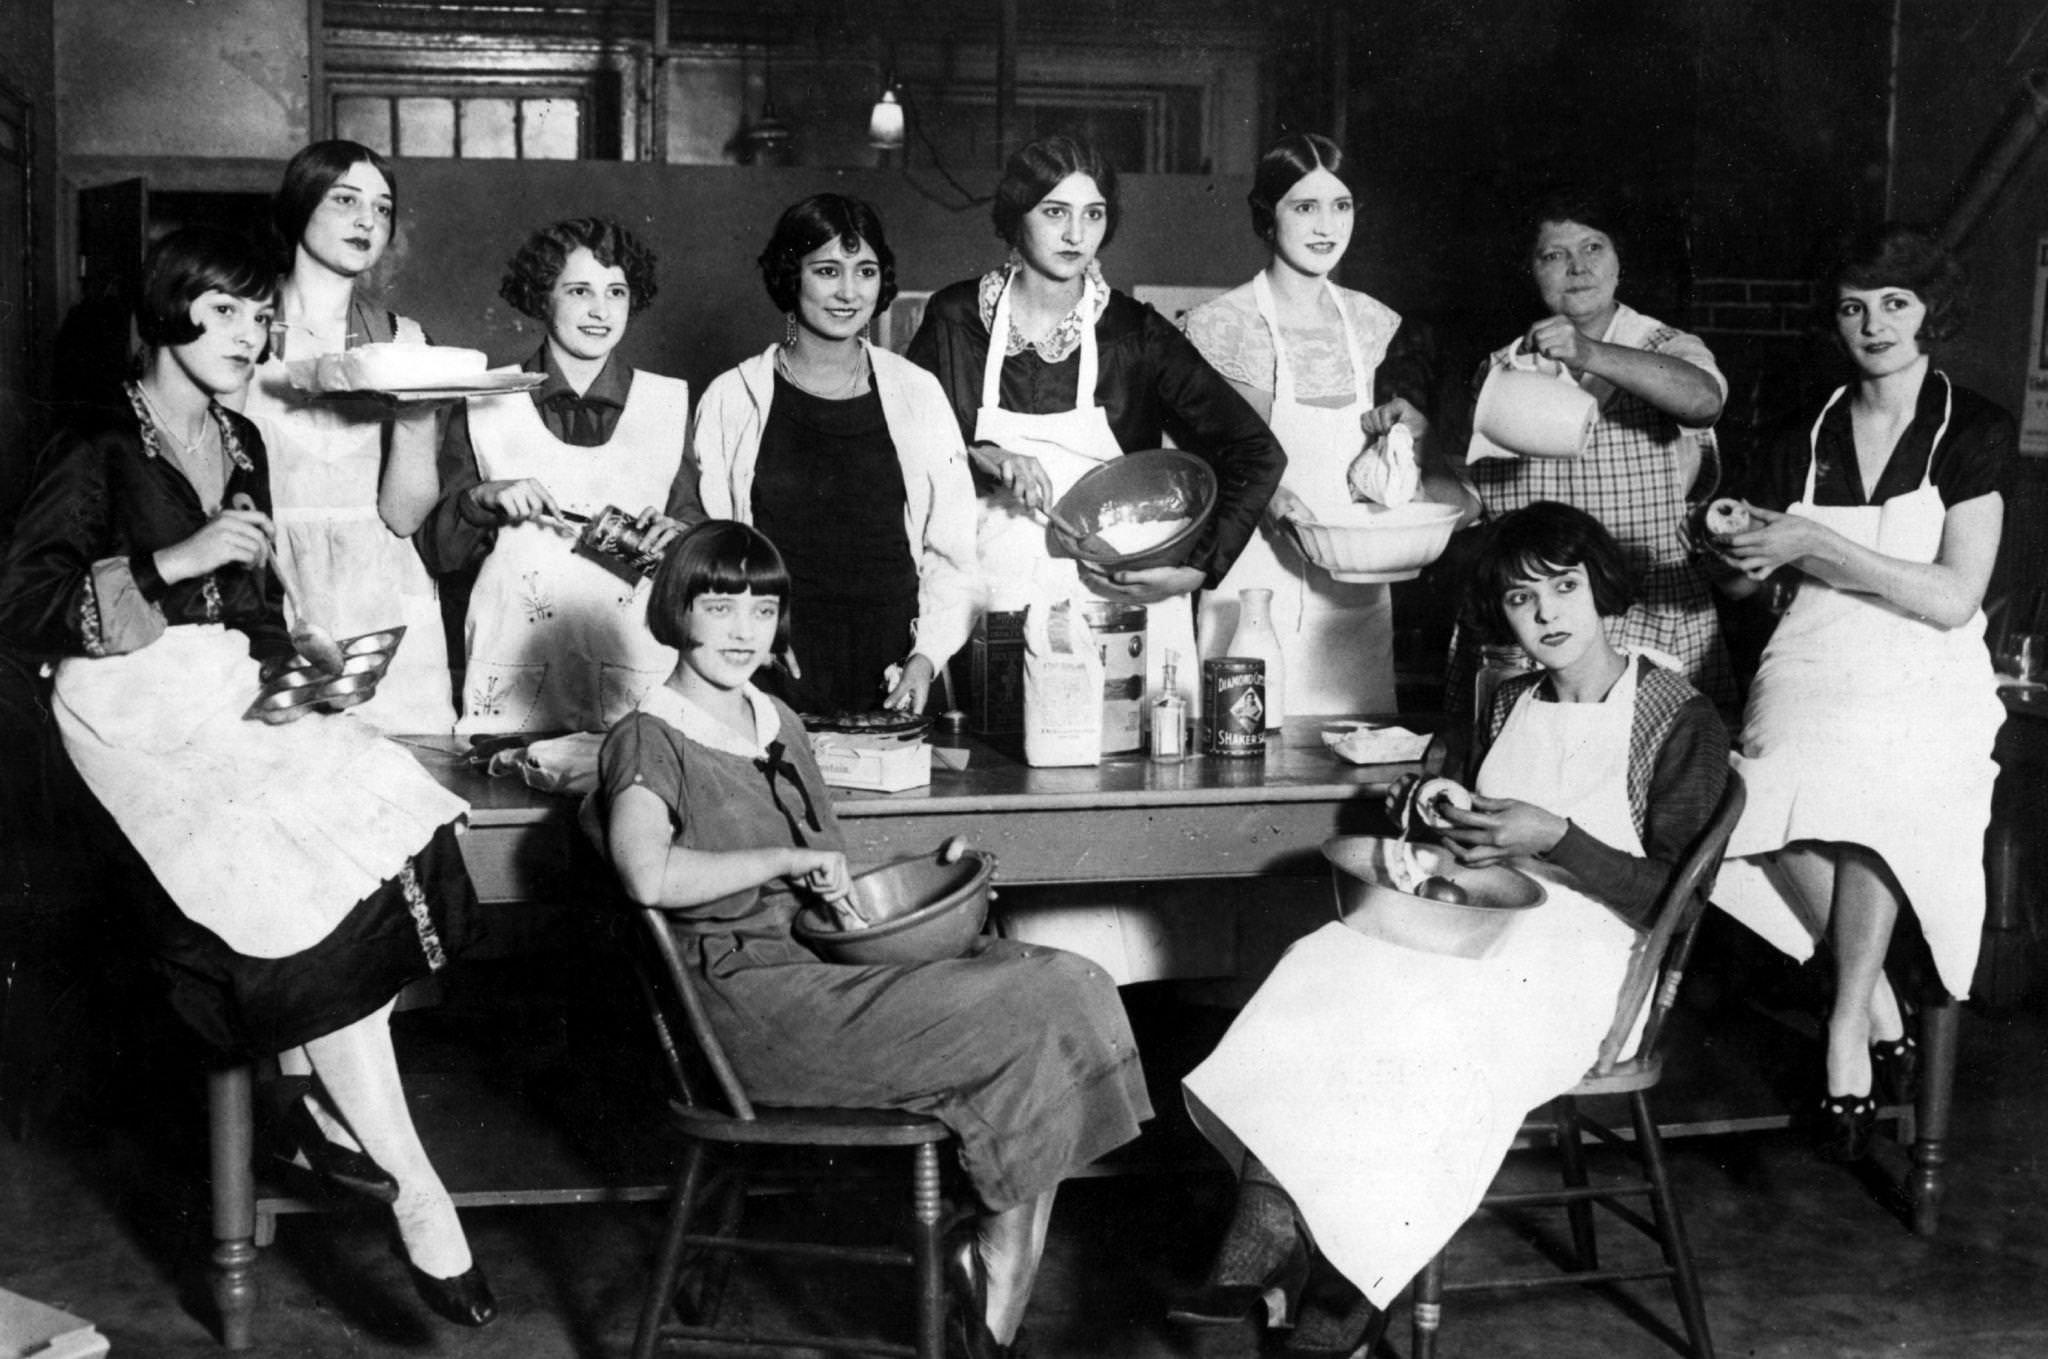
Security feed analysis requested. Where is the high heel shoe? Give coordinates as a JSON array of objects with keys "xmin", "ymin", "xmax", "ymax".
[
  {"xmin": 1872, "ymin": 1034, "xmax": 1920, "ymax": 1106},
  {"xmin": 405, "ymin": 1261, "xmax": 498, "ymax": 1328},
  {"xmin": 1283, "ymin": 1255, "xmax": 1387, "ymax": 1358},
  {"xmin": 1814, "ymin": 1092, "xmax": 1877, "ymax": 1164},
  {"xmin": 945, "ymin": 1227, "xmax": 1022, "ymax": 1359},
  {"xmin": 260, "ymin": 1076, "xmax": 399, "ymax": 1204},
  {"xmin": 1166, "ymin": 1163, "xmax": 1311, "ymax": 1329}
]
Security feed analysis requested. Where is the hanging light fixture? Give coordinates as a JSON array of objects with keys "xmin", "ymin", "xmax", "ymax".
[
  {"xmin": 868, "ymin": 85, "xmax": 906, "ymax": 151},
  {"xmin": 740, "ymin": 50, "xmax": 794, "ymax": 167}
]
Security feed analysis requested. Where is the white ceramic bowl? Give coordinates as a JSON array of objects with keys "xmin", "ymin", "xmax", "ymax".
[
  {"xmin": 1322, "ymin": 835, "xmax": 1545, "ymax": 958},
  {"xmin": 1290, "ymin": 501, "xmax": 1462, "ymax": 583}
]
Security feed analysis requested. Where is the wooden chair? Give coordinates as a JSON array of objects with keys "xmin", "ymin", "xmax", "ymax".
[
  {"xmin": 621, "ymin": 905, "xmax": 957, "ymax": 1359},
  {"xmin": 1410, "ymin": 771, "xmax": 1747, "ymax": 1359}
]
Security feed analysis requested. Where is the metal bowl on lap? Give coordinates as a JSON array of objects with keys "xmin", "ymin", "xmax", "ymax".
[
  {"xmin": 1045, "ymin": 449, "xmax": 1218, "ymax": 572},
  {"xmin": 1322, "ymin": 834, "xmax": 1545, "ymax": 959},
  {"xmin": 793, "ymin": 847, "xmax": 997, "ymax": 965}
]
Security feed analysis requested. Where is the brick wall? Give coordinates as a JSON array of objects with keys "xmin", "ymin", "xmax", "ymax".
[{"xmin": 1692, "ymin": 278, "xmax": 1817, "ymax": 338}]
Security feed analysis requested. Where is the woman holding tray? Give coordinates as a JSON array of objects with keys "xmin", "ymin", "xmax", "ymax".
[
  {"xmin": 0, "ymin": 228, "xmax": 496, "ymax": 1328},
  {"xmin": 238, "ymin": 139, "xmax": 456, "ymax": 732}
]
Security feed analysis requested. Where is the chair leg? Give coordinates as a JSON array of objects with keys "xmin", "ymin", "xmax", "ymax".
[
  {"xmin": 1553, "ymin": 1097, "xmax": 1599, "ymax": 1271},
  {"xmin": 1910, "ymin": 996, "xmax": 1959, "ymax": 1237},
  {"xmin": 207, "ymin": 1063, "xmax": 259, "ymax": 1351},
  {"xmin": 633, "ymin": 1146, "xmax": 708, "ymax": 1359},
  {"xmin": 1412, "ymin": 1252, "xmax": 1444, "ymax": 1359},
  {"xmin": 1629, "ymin": 1093, "xmax": 1714, "ymax": 1359},
  {"xmin": 911, "ymin": 1142, "xmax": 946, "ymax": 1359}
]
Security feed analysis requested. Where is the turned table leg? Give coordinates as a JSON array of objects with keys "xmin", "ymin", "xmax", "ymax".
[
  {"xmin": 207, "ymin": 1064, "xmax": 258, "ymax": 1349},
  {"xmin": 1910, "ymin": 997, "xmax": 1960, "ymax": 1236}
]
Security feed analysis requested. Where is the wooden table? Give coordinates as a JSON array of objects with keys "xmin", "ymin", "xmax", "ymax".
[{"xmin": 204, "ymin": 720, "xmax": 1420, "ymax": 1348}]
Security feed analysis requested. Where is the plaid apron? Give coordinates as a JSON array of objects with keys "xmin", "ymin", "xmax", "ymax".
[{"xmin": 1448, "ymin": 327, "xmax": 1732, "ymax": 715}]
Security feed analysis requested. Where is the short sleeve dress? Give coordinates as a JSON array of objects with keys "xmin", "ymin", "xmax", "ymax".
[{"xmin": 597, "ymin": 683, "xmax": 1152, "ymax": 1210}]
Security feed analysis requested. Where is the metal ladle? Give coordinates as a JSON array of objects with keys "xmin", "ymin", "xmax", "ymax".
[{"xmin": 232, "ymin": 494, "xmax": 345, "ymax": 676}]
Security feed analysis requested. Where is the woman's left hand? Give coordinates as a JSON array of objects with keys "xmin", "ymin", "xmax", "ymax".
[
  {"xmin": 631, "ymin": 507, "xmax": 689, "ymax": 558},
  {"xmin": 1081, "ymin": 563, "xmax": 1204, "ymax": 603},
  {"xmin": 883, "ymin": 654, "xmax": 936, "ymax": 712},
  {"xmin": 1520, "ymin": 316, "xmax": 1596, "ymax": 374},
  {"xmin": 1361, "ymin": 397, "xmax": 1430, "ymax": 442},
  {"xmin": 1437, "ymin": 794, "xmax": 1569, "ymax": 865},
  {"xmin": 1719, "ymin": 505, "xmax": 1842, "ymax": 581}
]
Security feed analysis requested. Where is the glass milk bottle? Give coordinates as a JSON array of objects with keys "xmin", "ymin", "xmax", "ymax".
[{"xmin": 1229, "ymin": 587, "xmax": 1286, "ymax": 730}]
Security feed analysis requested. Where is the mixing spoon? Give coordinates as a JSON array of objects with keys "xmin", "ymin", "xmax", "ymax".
[{"xmin": 232, "ymin": 494, "xmax": 345, "ymax": 676}]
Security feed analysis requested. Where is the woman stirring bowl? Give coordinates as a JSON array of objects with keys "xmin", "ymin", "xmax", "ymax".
[
  {"xmin": 238, "ymin": 140, "xmax": 457, "ymax": 732},
  {"xmin": 1449, "ymin": 189, "xmax": 1732, "ymax": 719},
  {"xmin": 668, "ymin": 194, "xmax": 976, "ymax": 715},
  {"xmin": 1184, "ymin": 131, "xmax": 1461, "ymax": 717},
  {"xmin": 1713, "ymin": 224, "xmax": 2010, "ymax": 1161}
]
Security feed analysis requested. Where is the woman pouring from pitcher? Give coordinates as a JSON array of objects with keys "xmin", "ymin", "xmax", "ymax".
[{"xmin": 906, "ymin": 133, "xmax": 1286, "ymax": 703}]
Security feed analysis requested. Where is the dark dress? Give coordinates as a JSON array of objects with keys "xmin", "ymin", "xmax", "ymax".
[
  {"xmin": 0, "ymin": 395, "xmax": 484, "ymax": 1059},
  {"xmin": 597, "ymin": 687, "xmax": 1152, "ymax": 1210},
  {"xmin": 750, "ymin": 375, "xmax": 920, "ymax": 714},
  {"xmin": 905, "ymin": 276, "xmax": 1287, "ymax": 589}
]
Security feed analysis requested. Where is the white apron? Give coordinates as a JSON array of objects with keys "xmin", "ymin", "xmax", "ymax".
[
  {"xmin": 243, "ymin": 316, "xmax": 456, "ymax": 734},
  {"xmin": 1197, "ymin": 273, "xmax": 1395, "ymax": 718},
  {"xmin": 1718, "ymin": 377, "xmax": 2001, "ymax": 998},
  {"xmin": 975, "ymin": 273, "xmax": 1201, "ymax": 983},
  {"xmin": 1184, "ymin": 658, "xmax": 1647, "ymax": 1308},
  {"xmin": 973, "ymin": 271, "xmax": 1200, "ymax": 713},
  {"xmin": 457, "ymin": 370, "xmax": 687, "ymax": 736},
  {"xmin": 52, "ymin": 625, "xmax": 468, "ymax": 959}
]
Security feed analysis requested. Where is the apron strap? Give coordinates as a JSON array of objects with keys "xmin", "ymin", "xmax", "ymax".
[
  {"xmin": 1251, "ymin": 271, "xmax": 1369, "ymax": 409},
  {"xmin": 982, "ymin": 269, "xmax": 1102, "ymax": 415},
  {"xmin": 1805, "ymin": 371, "xmax": 1953, "ymax": 504}
]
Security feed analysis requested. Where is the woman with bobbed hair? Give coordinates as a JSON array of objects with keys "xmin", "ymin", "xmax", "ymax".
[
  {"xmin": 239, "ymin": 139, "xmax": 457, "ymax": 732},
  {"xmin": 0, "ymin": 227, "xmax": 495, "ymax": 1328},
  {"xmin": 1713, "ymin": 223, "xmax": 2011, "ymax": 1162},
  {"xmin": 417, "ymin": 215, "xmax": 686, "ymax": 735},
  {"xmin": 666, "ymin": 193, "xmax": 977, "ymax": 715},
  {"xmin": 1445, "ymin": 186, "xmax": 1733, "ymax": 723},
  {"xmin": 1183, "ymin": 131, "xmax": 1462, "ymax": 718},
  {"xmin": 906, "ymin": 133, "xmax": 1285, "ymax": 709}
]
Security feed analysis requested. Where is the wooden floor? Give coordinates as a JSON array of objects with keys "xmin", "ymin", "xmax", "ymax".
[{"xmin": 4, "ymin": 929, "xmax": 2048, "ymax": 1358}]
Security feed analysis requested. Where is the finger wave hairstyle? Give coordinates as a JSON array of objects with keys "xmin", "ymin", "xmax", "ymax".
[
  {"xmin": 757, "ymin": 194, "xmax": 899, "ymax": 315},
  {"xmin": 499, "ymin": 217, "xmax": 660, "ymax": 322}
]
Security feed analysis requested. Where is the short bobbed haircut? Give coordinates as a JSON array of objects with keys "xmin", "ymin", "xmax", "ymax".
[
  {"xmin": 646, "ymin": 520, "xmax": 793, "ymax": 658},
  {"xmin": 1523, "ymin": 186, "xmax": 1629, "ymax": 271},
  {"xmin": 272, "ymin": 140, "xmax": 396, "ymax": 256},
  {"xmin": 991, "ymin": 135, "xmax": 1120, "ymax": 250},
  {"xmin": 1819, "ymin": 222, "xmax": 1967, "ymax": 345},
  {"xmin": 1465, "ymin": 501, "xmax": 1637, "ymax": 646},
  {"xmin": 757, "ymin": 194, "xmax": 899, "ymax": 315},
  {"xmin": 136, "ymin": 227, "xmax": 279, "ymax": 350},
  {"xmin": 499, "ymin": 217, "xmax": 660, "ymax": 322},
  {"xmin": 1248, "ymin": 132, "xmax": 1349, "ymax": 241}
]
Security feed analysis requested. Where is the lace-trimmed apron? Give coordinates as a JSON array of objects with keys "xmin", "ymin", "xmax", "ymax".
[
  {"xmin": 1197, "ymin": 272, "xmax": 1394, "ymax": 717},
  {"xmin": 1718, "ymin": 374, "xmax": 2001, "ymax": 998}
]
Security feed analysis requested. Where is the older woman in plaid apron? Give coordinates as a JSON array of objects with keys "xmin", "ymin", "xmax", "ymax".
[{"xmin": 1447, "ymin": 190, "xmax": 1732, "ymax": 719}]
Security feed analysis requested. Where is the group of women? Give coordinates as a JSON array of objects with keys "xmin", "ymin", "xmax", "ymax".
[{"xmin": 0, "ymin": 119, "xmax": 2013, "ymax": 1356}]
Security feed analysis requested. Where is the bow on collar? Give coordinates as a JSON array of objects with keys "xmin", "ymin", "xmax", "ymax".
[{"xmin": 755, "ymin": 740, "xmax": 825, "ymax": 841}]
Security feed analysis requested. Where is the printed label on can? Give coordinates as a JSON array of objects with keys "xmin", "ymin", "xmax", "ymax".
[{"xmin": 1203, "ymin": 657, "xmax": 1266, "ymax": 757}]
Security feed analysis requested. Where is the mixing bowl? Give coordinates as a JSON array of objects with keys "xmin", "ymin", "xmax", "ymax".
[
  {"xmin": 1322, "ymin": 835, "xmax": 1544, "ymax": 958},
  {"xmin": 793, "ymin": 848, "xmax": 997, "ymax": 964},
  {"xmin": 1289, "ymin": 501, "xmax": 1461, "ymax": 583},
  {"xmin": 1047, "ymin": 449, "xmax": 1218, "ymax": 572}
]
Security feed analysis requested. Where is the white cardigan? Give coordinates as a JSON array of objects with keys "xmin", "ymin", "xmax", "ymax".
[{"xmin": 684, "ymin": 342, "xmax": 980, "ymax": 672}]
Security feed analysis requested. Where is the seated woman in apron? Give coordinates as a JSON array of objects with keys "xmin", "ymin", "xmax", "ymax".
[
  {"xmin": 665, "ymin": 194, "xmax": 978, "ymax": 717},
  {"xmin": 0, "ymin": 229, "xmax": 496, "ymax": 1327},
  {"xmin": 597, "ymin": 521, "xmax": 1150, "ymax": 1359},
  {"xmin": 1184, "ymin": 131, "xmax": 1468, "ymax": 719},
  {"xmin": 415, "ymin": 217, "xmax": 685, "ymax": 735},
  {"xmin": 238, "ymin": 140, "xmax": 457, "ymax": 734},
  {"xmin": 1712, "ymin": 224, "xmax": 2010, "ymax": 1163},
  {"xmin": 1447, "ymin": 187, "xmax": 1733, "ymax": 722},
  {"xmin": 905, "ymin": 133, "xmax": 1286, "ymax": 982},
  {"xmin": 1174, "ymin": 502, "xmax": 1728, "ymax": 1354}
]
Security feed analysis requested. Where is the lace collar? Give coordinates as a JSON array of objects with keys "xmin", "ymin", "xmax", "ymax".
[
  {"xmin": 636, "ymin": 680, "xmax": 782, "ymax": 759},
  {"xmin": 977, "ymin": 260, "xmax": 1110, "ymax": 363},
  {"xmin": 124, "ymin": 382, "xmax": 254, "ymax": 475}
]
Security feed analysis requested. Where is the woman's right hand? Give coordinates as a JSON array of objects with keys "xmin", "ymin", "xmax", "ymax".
[
  {"xmin": 469, "ymin": 477, "xmax": 562, "ymax": 526},
  {"xmin": 971, "ymin": 443, "xmax": 1054, "ymax": 513},
  {"xmin": 154, "ymin": 506, "xmax": 274, "ymax": 585}
]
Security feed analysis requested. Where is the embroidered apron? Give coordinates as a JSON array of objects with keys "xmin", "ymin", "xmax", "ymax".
[
  {"xmin": 1184, "ymin": 659, "xmax": 1646, "ymax": 1308},
  {"xmin": 242, "ymin": 315, "xmax": 456, "ymax": 734},
  {"xmin": 1719, "ymin": 376, "xmax": 2001, "ymax": 997},
  {"xmin": 457, "ymin": 371, "xmax": 687, "ymax": 736},
  {"xmin": 1197, "ymin": 273, "xmax": 1394, "ymax": 718},
  {"xmin": 973, "ymin": 272, "xmax": 1200, "ymax": 712}
]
